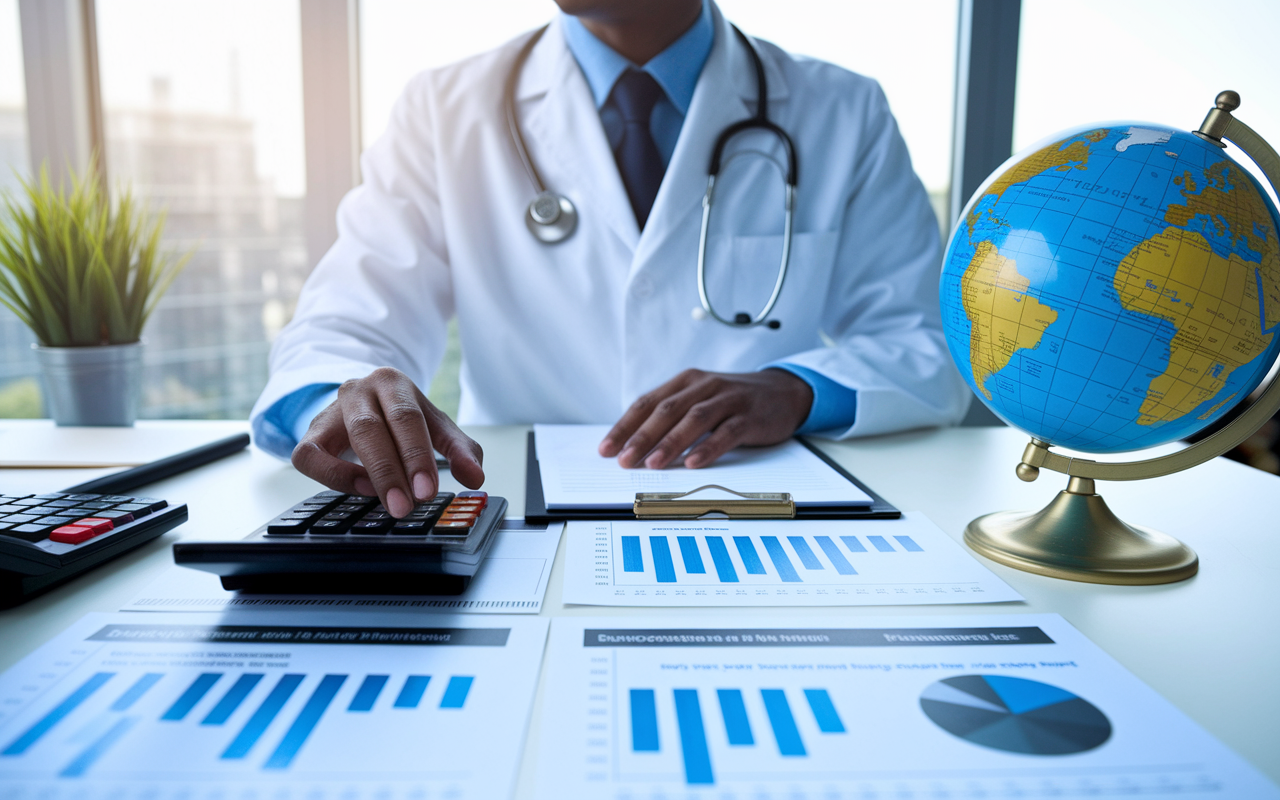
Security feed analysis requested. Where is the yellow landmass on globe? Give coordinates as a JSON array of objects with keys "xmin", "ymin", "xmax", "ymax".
[
  {"xmin": 1166, "ymin": 161, "xmax": 1280, "ymax": 331},
  {"xmin": 965, "ymin": 130, "xmax": 1108, "ymax": 236},
  {"xmin": 961, "ymin": 241, "xmax": 1059, "ymax": 400},
  {"xmin": 1114, "ymin": 227, "xmax": 1274, "ymax": 426}
]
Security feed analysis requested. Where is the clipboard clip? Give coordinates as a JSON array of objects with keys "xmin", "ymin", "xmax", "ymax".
[{"xmin": 633, "ymin": 484, "xmax": 796, "ymax": 520}]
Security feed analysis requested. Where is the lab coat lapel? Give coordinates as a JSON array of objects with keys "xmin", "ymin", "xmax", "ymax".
[{"xmin": 518, "ymin": 20, "xmax": 640, "ymax": 253}]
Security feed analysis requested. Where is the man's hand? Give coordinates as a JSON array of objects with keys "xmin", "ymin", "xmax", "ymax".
[
  {"xmin": 598, "ymin": 368, "xmax": 813, "ymax": 469},
  {"xmin": 291, "ymin": 367, "xmax": 484, "ymax": 518}
]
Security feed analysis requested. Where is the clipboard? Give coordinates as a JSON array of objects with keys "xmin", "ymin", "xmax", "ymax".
[{"xmin": 523, "ymin": 431, "xmax": 901, "ymax": 523}]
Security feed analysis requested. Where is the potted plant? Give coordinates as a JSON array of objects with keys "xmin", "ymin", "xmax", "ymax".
[{"xmin": 0, "ymin": 164, "xmax": 190, "ymax": 425}]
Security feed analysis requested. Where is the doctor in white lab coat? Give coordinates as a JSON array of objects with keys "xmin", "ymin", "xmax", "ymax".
[{"xmin": 251, "ymin": 0, "xmax": 969, "ymax": 518}]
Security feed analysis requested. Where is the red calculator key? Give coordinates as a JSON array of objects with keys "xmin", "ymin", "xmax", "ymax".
[
  {"xmin": 73, "ymin": 518, "xmax": 115, "ymax": 535},
  {"xmin": 50, "ymin": 525, "xmax": 97, "ymax": 544},
  {"xmin": 456, "ymin": 491, "xmax": 488, "ymax": 508},
  {"xmin": 435, "ymin": 519, "xmax": 474, "ymax": 531}
]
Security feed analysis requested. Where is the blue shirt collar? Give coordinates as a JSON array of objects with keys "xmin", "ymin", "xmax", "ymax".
[{"xmin": 560, "ymin": 0, "xmax": 714, "ymax": 114}]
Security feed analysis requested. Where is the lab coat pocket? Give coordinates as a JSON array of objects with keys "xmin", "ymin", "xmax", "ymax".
[{"xmin": 713, "ymin": 231, "xmax": 839, "ymax": 328}]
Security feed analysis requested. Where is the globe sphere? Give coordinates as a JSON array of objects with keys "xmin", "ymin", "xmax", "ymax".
[{"xmin": 940, "ymin": 123, "xmax": 1280, "ymax": 453}]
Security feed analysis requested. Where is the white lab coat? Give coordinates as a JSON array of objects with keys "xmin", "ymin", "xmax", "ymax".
[{"xmin": 252, "ymin": 4, "xmax": 970, "ymax": 441}]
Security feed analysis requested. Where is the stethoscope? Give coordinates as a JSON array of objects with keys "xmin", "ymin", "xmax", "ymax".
[{"xmin": 504, "ymin": 24, "xmax": 797, "ymax": 330}]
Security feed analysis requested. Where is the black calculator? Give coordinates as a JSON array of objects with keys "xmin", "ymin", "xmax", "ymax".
[
  {"xmin": 172, "ymin": 489, "xmax": 506, "ymax": 595},
  {"xmin": 0, "ymin": 492, "xmax": 187, "ymax": 608}
]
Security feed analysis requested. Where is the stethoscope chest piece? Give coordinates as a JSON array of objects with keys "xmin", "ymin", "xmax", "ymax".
[{"xmin": 526, "ymin": 191, "xmax": 577, "ymax": 243}]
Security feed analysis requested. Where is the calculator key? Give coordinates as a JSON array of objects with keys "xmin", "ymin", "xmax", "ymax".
[
  {"xmin": 94, "ymin": 510, "xmax": 135, "ymax": 523},
  {"xmin": 1, "ymin": 514, "xmax": 38, "ymax": 524},
  {"xmin": 322, "ymin": 512, "xmax": 354, "ymax": 521},
  {"xmin": 456, "ymin": 491, "xmax": 488, "ymax": 508},
  {"xmin": 363, "ymin": 512, "xmax": 391, "ymax": 522},
  {"xmin": 268, "ymin": 518, "xmax": 312, "ymax": 535},
  {"xmin": 334, "ymin": 504, "xmax": 366, "ymax": 513},
  {"xmin": 64, "ymin": 494, "xmax": 103, "ymax": 502},
  {"xmin": 8, "ymin": 524, "xmax": 52, "ymax": 541},
  {"xmin": 49, "ymin": 525, "xmax": 98, "ymax": 544},
  {"xmin": 434, "ymin": 519, "xmax": 473, "ymax": 532},
  {"xmin": 34, "ymin": 516, "xmax": 78, "ymax": 530},
  {"xmin": 440, "ymin": 511, "xmax": 478, "ymax": 522},
  {"xmin": 44, "ymin": 499, "xmax": 79, "ymax": 508},
  {"xmin": 0, "ymin": 505, "xmax": 28, "ymax": 514},
  {"xmin": 309, "ymin": 521, "xmax": 352, "ymax": 536},
  {"xmin": 79, "ymin": 501, "xmax": 115, "ymax": 510},
  {"xmin": 114, "ymin": 504, "xmax": 154, "ymax": 517},
  {"xmin": 312, "ymin": 490, "xmax": 346, "ymax": 500},
  {"xmin": 352, "ymin": 519, "xmax": 393, "ymax": 532},
  {"xmin": 11, "ymin": 498, "xmax": 43, "ymax": 507},
  {"xmin": 73, "ymin": 518, "xmax": 115, "ymax": 535},
  {"xmin": 130, "ymin": 498, "xmax": 169, "ymax": 512},
  {"xmin": 432, "ymin": 493, "xmax": 455, "ymax": 504},
  {"xmin": 390, "ymin": 521, "xmax": 430, "ymax": 535},
  {"xmin": 100, "ymin": 496, "xmax": 135, "ymax": 503}
]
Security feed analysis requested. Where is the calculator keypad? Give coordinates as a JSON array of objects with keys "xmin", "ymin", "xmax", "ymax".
[
  {"xmin": 0, "ymin": 493, "xmax": 165, "ymax": 545},
  {"xmin": 263, "ymin": 491, "xmax": 489, "ymax": 539}
]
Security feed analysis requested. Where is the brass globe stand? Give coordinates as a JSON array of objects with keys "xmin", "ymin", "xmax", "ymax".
[{"xmin": 966, "ymin": 91, "xmax": 1280, "ymax": 585}]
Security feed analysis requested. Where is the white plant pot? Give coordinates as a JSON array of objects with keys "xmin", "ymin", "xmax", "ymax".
[{"xmin": 32, "ymin": 342, "xmax": 143, "ymax": 426}]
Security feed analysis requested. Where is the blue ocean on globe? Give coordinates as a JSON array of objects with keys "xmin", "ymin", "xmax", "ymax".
[{"xmin": 940, "ymin": 123, "xmax": 1280, "ymax": 453}]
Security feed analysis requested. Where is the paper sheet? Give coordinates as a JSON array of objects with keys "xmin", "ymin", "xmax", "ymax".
[
  {"xmin": 534, "ymin": 423, "xmax": 872, "ymax": 508},
  {"xmin": 0, "ymin": 611, "xmax": 548, "ymax": 799},
  {"xmin": 533, "ymin": 613, "xmax": 1279, "ymax": 799},
  {"xmin": 122, "ymin": 525, "xmax": 563, "ymax": 614},
  {"xmin": 561, "ymin": 512, "xmax": 1022, "ymax": 606}
]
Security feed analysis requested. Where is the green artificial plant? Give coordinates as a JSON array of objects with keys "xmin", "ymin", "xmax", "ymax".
[{"xmin": 0, "ymin": 162, "xmax": 190, "ymax": 347}]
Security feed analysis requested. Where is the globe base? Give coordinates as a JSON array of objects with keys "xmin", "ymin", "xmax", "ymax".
[{"xmin": 964, "ymin": 478, "xmax": 1198, "ymax": 585}]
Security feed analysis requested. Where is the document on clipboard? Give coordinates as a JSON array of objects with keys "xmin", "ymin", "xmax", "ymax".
[{"xmin": 525, "ymin": 424, "xmax": 900, "ymax": 522}]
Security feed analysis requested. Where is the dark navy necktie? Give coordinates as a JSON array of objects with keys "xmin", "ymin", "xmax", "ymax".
[{"xmin": 609, "ymin": 69, "xmax": 666, "ymax": 229}]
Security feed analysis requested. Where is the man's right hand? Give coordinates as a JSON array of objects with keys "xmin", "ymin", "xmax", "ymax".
[{"xmin": 291, "ymin": 367, "xmax": 485, "ymax": 518}]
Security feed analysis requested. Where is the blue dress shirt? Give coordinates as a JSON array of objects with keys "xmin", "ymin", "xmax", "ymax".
[{"xmin": 254, "ymin": 6, "xmax": 855, "ymax": 457}]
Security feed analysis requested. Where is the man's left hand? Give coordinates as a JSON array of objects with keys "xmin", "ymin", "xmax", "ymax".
[{"xmin": 598, "ymin": 368, "xmax": 813, "ymax": 469}]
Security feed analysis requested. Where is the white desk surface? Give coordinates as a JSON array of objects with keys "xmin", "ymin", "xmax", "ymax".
[{"xmin": 1, "ymin": 419, "xmax": 1277, "ymax": 791}]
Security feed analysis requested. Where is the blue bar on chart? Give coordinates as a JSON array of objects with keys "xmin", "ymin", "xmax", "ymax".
[
  {"xmin": 840, "ymin": 536, "xmax": 867, "ymax": 553},
  {"xmin": 803, "ymin": 689, "xmax": 845, "ymax": 733},
  {"xmin": 761, "ymin": 689, "xmax": 807, "ymax": 756},
  {"xmin": 440, "ymin": 676, "xmax": 474, "ymax": 709},
  {"xmin": 867, "ymin": 535, "xmax": 895, "ymax": 553},
  {"xmin": 787, "ymin": 537, "xmax": 824, "ymax": 570},
  {"xmin": 348, "ymin": 675, "xmax": 388, "ymax": 712},
  {"xmin": 677, "ymin": 536, "xmax": 706, "ymax": 573},
  {"xmin": 221, "ymin": 674, "xmax": 304, "ymax": 759},
  {"xmin": 621, "ymin": 536, "xmax": 644, "ymax": 573},
  {"xmin": 2, "ymin": 672, "xmax": 114, "ymax": 755},
  {"xmin": 894, "ymin": 535, "xmax": 924, "ymax": 552},
  {"xmin": 163, "ymin": 673, "xmax": 221, "ymax": 721},
  {"xmin": 716, "ymin": 689, "xmax": 754, "ymax": 745},
  {"xmin": 651, "ymin": 537, "xmax": 677, "ymax": 583},
  {"xmin": 733, "ymin": 537, "xmax": 767, "ymax": 575},
  {"xmin": 630, "ymin": 689, "xmax": 659, "ymax": 751},
  {"xmin": 60, "ymin": 716, "xmax": 138, "ymax": 778},
  {"xmin": 814, "ymin": 536, "xmax": 856, "ymax": 575},
  {"xmin": 394, "ymin": 675, "xmax": 431, "ymax": 708},
  {"xmin": 111, "ymin": 673, "xmax": 163, "ymax": 711},
  {"xmin": 265, "ymin": 674, "xmax": 347, "ymax": 770},
  {"xmin": 761, "ymin": 537, "xmax": 801, "ymax": 582},
  {"xmin": 706, "ymin": 537, "xmax": 739, "ymax": 582},
  {"xmin": 203, "ymin": 673, "xmax": 263, "ymax": 725},
  {"xmin": 673, "ymin": 689, "xmax": 714, "ymax": 785}
]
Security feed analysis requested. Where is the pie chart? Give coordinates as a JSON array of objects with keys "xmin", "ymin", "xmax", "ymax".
[{"xmin": 920, "ymin": 675, "xmax": 1111, "ymax": 755}]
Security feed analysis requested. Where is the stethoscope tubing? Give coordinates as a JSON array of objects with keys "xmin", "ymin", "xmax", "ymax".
[{"xmin": 506, "ymin": 22, "xmax": 798, "ymax": 328}]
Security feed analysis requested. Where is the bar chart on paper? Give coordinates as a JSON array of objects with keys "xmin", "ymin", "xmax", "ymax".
[
  {"xmin": 534, "ymin": 616, "xmax": 1280, "ymax": 800},
  {"xmin": 0, "ymin": 612, "xmax": 548, "ymax": 800},
  {"xmin": 562, "ymin": 513, "xmax": 1022, "ymax": 606}
]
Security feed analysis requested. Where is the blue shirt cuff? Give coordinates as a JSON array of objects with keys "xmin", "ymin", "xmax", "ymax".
[
  {"xmin": 767, "ymin": 364, "xmax": 857, "ymax": 434},
  {"xmin": 252, "ymin": 383, "xmax": 340, "ymax": 459}
]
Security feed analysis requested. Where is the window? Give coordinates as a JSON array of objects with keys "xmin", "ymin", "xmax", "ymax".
[
  {"xmin": 1014, "ymin": 0, "xmax": 1280, "ymax": 207},
  {"xmin": 95, "ymin": 0, "xmax": 307, "ymax": 418},
  {"xmin": 0, "ymin": 0, "xmax": 36, "ymax": 418}
]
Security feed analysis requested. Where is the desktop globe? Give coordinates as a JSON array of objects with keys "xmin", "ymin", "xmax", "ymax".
[{"xmin": 939, "ymin": 92, "xmax": 1280, "ymax": 585}]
